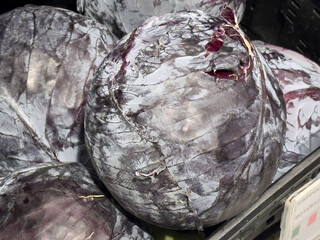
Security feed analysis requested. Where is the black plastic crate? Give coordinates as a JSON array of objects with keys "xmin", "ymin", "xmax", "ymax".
[
  {"xmin": 280, "ymin": 0, "xmax": 320, "ymax": 65},
  {"xmin": 241, "ymin": 0, "xmax": 320, "ymax": 65}
]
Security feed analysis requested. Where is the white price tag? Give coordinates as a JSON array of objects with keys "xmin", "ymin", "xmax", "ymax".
[{"xmin": 280, "ymin": 175, "xmax": 320, "ymax": 240}]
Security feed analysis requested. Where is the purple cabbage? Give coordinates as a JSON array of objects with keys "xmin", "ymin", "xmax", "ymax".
[
  {"xmin": 0, "ymin": 5, "xmax": 116, "ymax": 176},
  {"xmin": 0, "ymin": 7, "xmax": 154, "ymax": 238},
  {"xmin": 253, "ymin": 41, "xmax": 320, "ymax": 181},
  {"xmin": 85, "ymin": 9, "xmax": 286, "ymax": 230},
  {"xmin": 0, "ymin": 162, "xmax": 153, "ymax": 239},
  {"xmin": 76, "ymin": 0, "xmax": 246, "ymax": 38}
]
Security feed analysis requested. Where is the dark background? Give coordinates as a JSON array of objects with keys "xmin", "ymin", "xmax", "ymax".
[
  {"xmin": 0, "ymin": 0, "xmax": 76, "ymax": 14},
  {"xmin": 241, "ymin": 0, "xmax": 320, "ymax": 65},
  {"xmin": 0, "ymin": 0, "xmax": 319, "ymax": 65}
]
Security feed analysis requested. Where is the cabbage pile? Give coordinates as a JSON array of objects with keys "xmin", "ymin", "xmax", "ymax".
[{"xmin": 0, "ymin": 1, "xmax": 319, "ymax": 238}]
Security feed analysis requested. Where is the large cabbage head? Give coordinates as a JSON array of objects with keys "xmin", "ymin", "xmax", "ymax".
[{"xmin": 85, "ymin": 9, "xmax": 286, "ymax": 230}]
